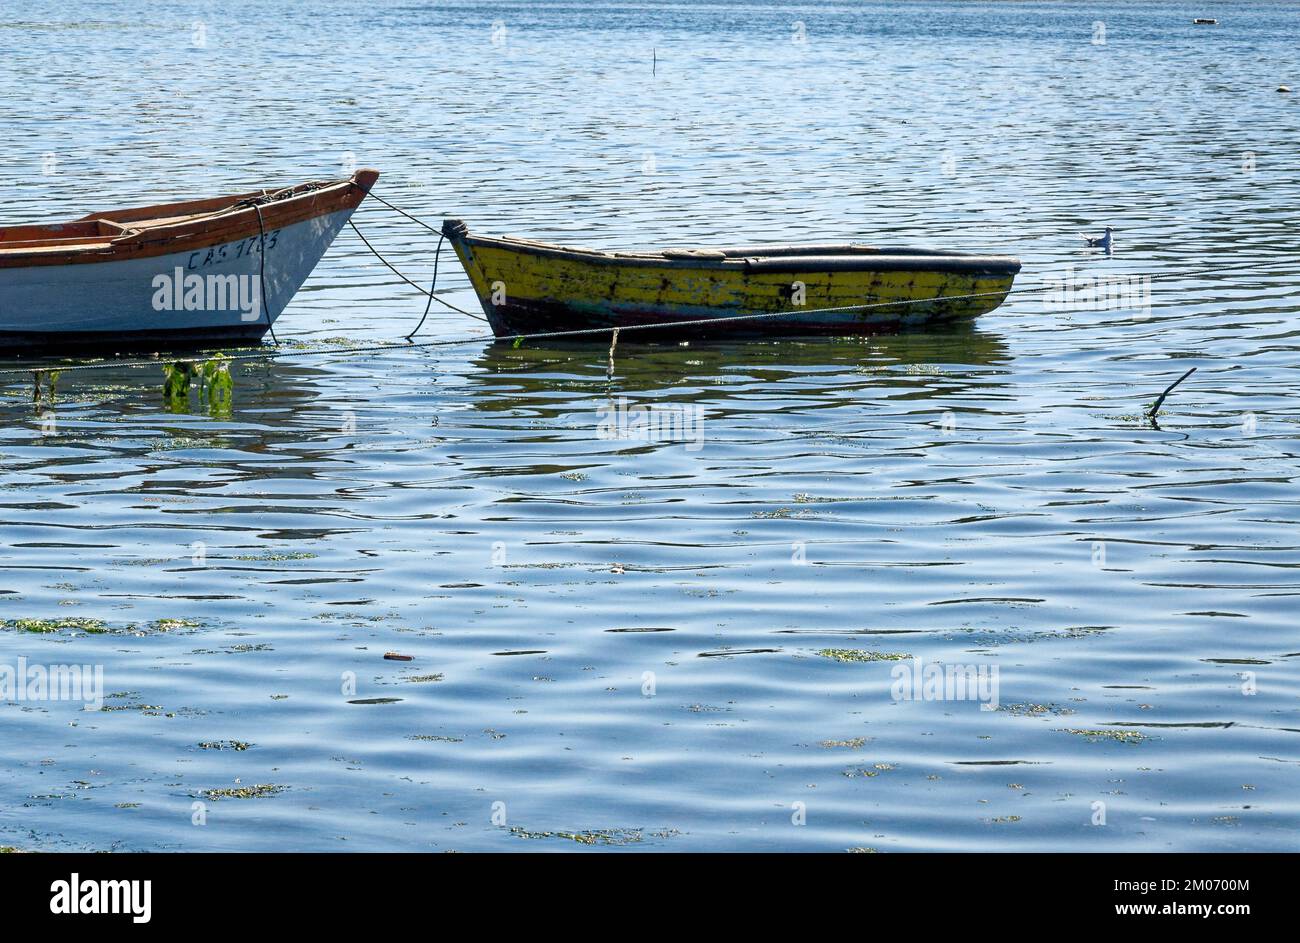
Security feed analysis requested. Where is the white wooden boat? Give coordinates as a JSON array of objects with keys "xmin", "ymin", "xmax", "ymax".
[{"xmin": 0, "ymin": 168, "xmax": 379, "ymax": 353}]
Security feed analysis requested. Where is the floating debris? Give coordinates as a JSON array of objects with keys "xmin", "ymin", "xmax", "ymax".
[
  {"xmin": 232, "ymin": 551, "xmax": 318, "ymax": 562},
  {"xmin": 1059, "ymin": 728, "xmax": 1152, "ymax": 744},
  {"xmin": 1000, "ymin": 702, "xmax": 1076, "ymax": 717},
  {"xmin": 844, "ymin": 763, "xmax": 897, "ymax": 778},
  {"xmin": 153, "ymin": 618, "xmax": 201, "ymax": 632},
  {"xmin": 196, "ymin": 740, "xmax": 252, "ymax": 751},
  {"xmin": 820, "ymin": 737, "xmax": 869, "ymax": 749},
  {"xmin": 817, "ymin": 648, "xmax": 911, "ymax": 663},
  {"xmin": 200, "ymin": 784, "xmax": 285, "ymax": 801},
  {"xmin": 508, "ymin": 826, "xmax": 654, "ymax": 846},
  {"xmin": 2, "ymin": 617, "xmax": 205, "ymax": 637},
  {"xmin": 384, "ymin": 652, "xmax": 414, "ymax": 661},
  {"xmin": 163, "ymin": 354, "xmax": 233, "ymax": 416},
  {"xmin": 4, "ymin": 617, "xmax": 107, "ymax": 634},
  {"xmin": 100, "ymin": 703, "xmax": 165, "ymax": 714}
]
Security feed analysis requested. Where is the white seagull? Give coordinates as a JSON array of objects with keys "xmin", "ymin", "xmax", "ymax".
[{"xmin": 1081, "ymin": 226, "xmax": 1114, "ymax": 252}]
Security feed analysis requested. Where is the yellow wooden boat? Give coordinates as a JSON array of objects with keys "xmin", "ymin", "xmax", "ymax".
[{"xmin": 440, "ymin": 219, "xmax": 1020, "ymax": 339}]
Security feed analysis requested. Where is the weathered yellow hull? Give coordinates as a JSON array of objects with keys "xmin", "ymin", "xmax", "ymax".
[{"xmin": 441, "ymin": 219, "xmax": 1020, "ymax": 339}]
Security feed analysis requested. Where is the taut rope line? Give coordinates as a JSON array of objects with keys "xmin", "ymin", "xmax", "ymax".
[{"xmin": 0, "ymin": 270, "xmax": 1209, "ymax": 381}]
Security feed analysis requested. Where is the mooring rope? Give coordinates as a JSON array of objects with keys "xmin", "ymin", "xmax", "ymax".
[
  {"xmin": 344, "ymin": 180, "xmax": 484, "ymax": 327},
  {"xmin": 348, "ymin": 180, "xmax": 443, "ymax": 236},
  {"xmin": 406, "ymin": 232, "xmax": 446, "ymax": 341},
  {"xmin": 247, "ymin": 200, "xmax": 279, "ymax": 346},
  {"xmin": 346, "ymin": 219, "xmax": 484, "ymax": 322}
]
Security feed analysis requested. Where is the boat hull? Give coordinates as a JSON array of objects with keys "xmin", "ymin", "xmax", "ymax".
[
  {"xmin": 0, "ymin": 170, "xmax": 378, "ymax": 355},
  {"xmin": 0, "ymin": 209, "xmax": 355, "ymax": 353},
  {"xmin": 442, "ymin": 221, "xmax": 1021, "ymax": 339}
]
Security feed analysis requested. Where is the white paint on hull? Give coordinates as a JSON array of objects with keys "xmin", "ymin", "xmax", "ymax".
[{"xmin": 0, "ymin": 207, "xmax": 355, "ymax": 338}]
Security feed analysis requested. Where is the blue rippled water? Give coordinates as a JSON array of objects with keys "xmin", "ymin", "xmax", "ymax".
[{"xmin": 0, "ymin": 0, "xmax": 1297, "ymax": 851}]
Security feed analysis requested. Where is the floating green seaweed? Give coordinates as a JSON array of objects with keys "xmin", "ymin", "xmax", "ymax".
[
  {"xmin": 1059, "ymin": 728, "xmax": 1151, "ymax": 744},
  {"xmin": 153, "ymin": 618, "xmax": 201, "ymax": 632},
  {"xmin": 1000, "ymin": 702, "xmax": 1076, "ymax": 717},
  {"xmin": 232, "ymin": 551, "xmax": 317, "ymax": 562},
  {"xmin": 32, "ymin": 369, "xmax": 62, "ymax": 406},
  {"xmin": 508, "ymin": 826, "xmax": 652, "ymax": 846},
  {"xmin": 162, "ymin": 354, "xmax": 233, "ymax": 416},
  {"xmin": 3, "ymin": 617, "xmax": 203, "ymax": 637},
  {"xmin": 844, "ymin": 762, "xmax": 896, "ymax": 778},
  {"xmin": 100, "ymin": 703, "xmax": 165, "ymax": 714},
  {"xmin": 200, "ymin": 784, "xmax": 284, "ymax": 800},
  {"xmin": 200, "ymin": 353, "xmax": 233, "ymax": 412},
  {"xmin": 817, "ymin": 648, "xmax": 911, "ymax": 663},
  {"xmin": 162, "ymin": 361, "xmax": 196, "ymax": 410},
  {"xmin": 5, "ymin": 617, "xmax": 107, "ymax": 634}
]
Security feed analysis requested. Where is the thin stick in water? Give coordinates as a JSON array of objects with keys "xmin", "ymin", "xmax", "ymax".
[
  {"xmin": 607, "ymin": 328, "xmax": 620, "ymax": 381},
  {"xmin": 1147, "ymin": 366, "xmax": 1197, "ymax": 420}
]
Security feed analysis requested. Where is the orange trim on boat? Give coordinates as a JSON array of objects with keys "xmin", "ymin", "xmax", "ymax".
[{"xmin": 0, "ymin": 169, "xmax": 379, "ymax": 269}]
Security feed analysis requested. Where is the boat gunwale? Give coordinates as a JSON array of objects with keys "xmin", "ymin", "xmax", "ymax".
[
  {"xmin": 453, "ymin": 227, "xmax": 1021, "ymax": 275},
  {"xmin": 0, "ymin": 169, "xmax": 380, "ymax": 268}
]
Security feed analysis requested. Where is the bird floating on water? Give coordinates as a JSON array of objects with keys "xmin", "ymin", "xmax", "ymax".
[{"xmin": 1081, "ymin": 226, "xmax": 1114, "ymax": 252}]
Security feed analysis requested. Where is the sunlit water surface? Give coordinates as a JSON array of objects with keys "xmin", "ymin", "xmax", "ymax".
[{"xmin": 1, "ymin": 1, "xmax": 1297, "ymax": 851}]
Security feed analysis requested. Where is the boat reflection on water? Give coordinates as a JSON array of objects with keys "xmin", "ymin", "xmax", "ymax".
[{"xmin": 464, "ymin": 326, "xmax": 1011, "ymax": 420}]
